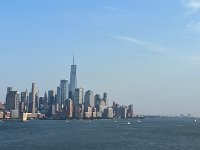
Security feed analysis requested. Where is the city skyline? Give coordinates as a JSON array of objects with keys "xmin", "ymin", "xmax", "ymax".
[
  {"xmin": 1, "ymin": 59, "xmax": 134, "ymax": 120},
  {"xmin": 1, "ymin": 0, "xmax": 200, "ymax": 116}
]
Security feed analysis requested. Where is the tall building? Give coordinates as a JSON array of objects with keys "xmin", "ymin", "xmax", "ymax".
[
  {"xmin": 21, "ymin": 90, "xmax": 29, "ymax": 103},
  {"xmin": 60, "ymin": 79, "xmax": 68, "ymax": 107},
  {"xmin": 38, "ymin": 97, "xmax": 44, "ymax": 110},
  {"xmin": 98, "ymin": 98, "xmax": 107, "ymax": 114},
  {"xmin": 35, "ymin": 92, "xmax": 39, "ymax": 112},
  {"xmin": 31, "ymin": 83, "xmax": 36, "ymax": 114},
  {"xmin": 6, "ymin": 90, "xmax": 19, "ymax": 110},
  {"xmin": 74, "ymin": 88, "xmax": 84, "ymax": 106},
  {"xmin": 127, "ymin": 104, "xmax": 133, "ymax": 118},
  {"xmin": 69, "ymin": 54, "xmax": 77, "ymax": 99},
  {"xmin": 84, "ymin": 90, "xmax": 94, "ymax": 109},
  {"xmin": 48, "ymin": 90, "xmax": 56, "ymax": 106},
  {"xmin": 103, "ymin": 92, "xmax": 108, "ymax": 106},
  {"xmin": 21, "ymin": 89, "xmax": 29, "ymax": 112},
  {"xmin": 44, "ymin": 92, "xmax": 48, "ymax": 108},
  {"xmin": 66, "ymin": 99, "xmax": 73, "ymax": 118},
  {"xmin": 56, "ymin": 86, "xmax": 61, "ymax": 107},
  {"xmin": 119, "ymin": 106, "xmax": 127, "ymax": 119},
  {"xmin": 28, "ymin": 92, "xmax": 32, "ymax": 112},
  {"xmin": 7, "ymin": 87, "xmax": 12, "ymax": 93},
  {"xmin": 94, "ymin": 94, "xmax": 101, "ymax": 107}
]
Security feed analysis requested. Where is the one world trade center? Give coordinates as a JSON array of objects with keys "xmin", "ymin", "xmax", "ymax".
[{"xmin": 69, "ymin": 54, "xmax": 77, "ymax": 99}]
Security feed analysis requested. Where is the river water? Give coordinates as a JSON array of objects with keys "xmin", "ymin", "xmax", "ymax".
[{"xmin": 0, "ymin": 118, "xmax": 200, "ymax": 150}]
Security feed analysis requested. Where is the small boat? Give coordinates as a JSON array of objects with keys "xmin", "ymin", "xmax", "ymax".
[
  {"xmin": 114, "ymin": 120, "xmax": 117, "ymax": 123},
  {"xmin": 128, "ymin": 121, "xmax": 131, "ymax": 125},
  {"xmin": 194, "ymin": 119, "xmax": 197, "ymax": 122},
  {"xmin": 137, "ymin": 120, "xmax": 141, "ymax": 123}
]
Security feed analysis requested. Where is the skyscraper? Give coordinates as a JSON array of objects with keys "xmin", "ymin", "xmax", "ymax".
[
  {"xmin": 38, "ymin": 97, "xmax": 44, "ymax": 110},
  {"xmin": 48, "ymin": 90, "xmax": 56, "ymax": 106},
  {"xmin": 94, "ymin": 94, "xmax": 101, "ymax": 107},
  {"xmin": 66, "ymin": 99, "xmax": 73, "ymax": 118},
  {"xmin": 69, "ymin": 54, "xmax": 77, "ymax": 99},
  {"xmin": 103, "ymin": 92, "xmax": 108, "ymax": 106},
  {"xmin": 31, "ymin": 83, "xmax": 36, "ymax": 114},
  {"xmin": 84, "ymin": 90, "xmax": 94, "ymax": 108},
  {"xmin": 127, "ymin": 104, "xmax": 134, "ymax": 118},
  {"xmin": 6, "ymin": 90, "xmax": 19, "ymax": 110},
  {"xmin": 21, "ymin": 89, "xmax": 29, "ymax": 112},
  {"xmin": 44, "ymin": 92, "xmax": 48, "ymax": 108},
  {"xmin": 60, "ymin": 79, "xmax": 68, "ymax": 107},
  {"xmin": 21, "ymin": 90, "xmax": 29, "ymax": 103},
  {"xmin": 35, "ymin": 91, "xmax": 39, "ymax": 112},
  {"xmin": 7, "ymin": 87, "xmax": 12, "ymax": 94},
  {"xmin": 74, "ymin": 88, "xmax": 84, "ymax": 106},
  {"xmin": 56, "ymin": 86, "xmax": 61, "ymax": 107},
  {"xmin": 28, "ymin": 92, "xmax": 32, "ymax": 112}
]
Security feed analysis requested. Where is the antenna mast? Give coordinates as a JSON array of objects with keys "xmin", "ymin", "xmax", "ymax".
[{"xmin": 73, "ymin": 53, "xmax": 75, "ymax": 65}]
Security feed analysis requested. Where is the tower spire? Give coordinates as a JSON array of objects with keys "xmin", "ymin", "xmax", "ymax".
[{"xmin": 73, "ymin": 53, "xmax": 75, "ymax": 65}]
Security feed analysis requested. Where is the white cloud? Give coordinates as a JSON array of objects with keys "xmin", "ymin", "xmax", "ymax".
[
  {"xmin": 112, "ymin": 35, "xmax": 168, "ymax": 55},
  {"xmin": 187, "ymin": 21, "xmax": 200, "ymax": 31},
  {"xmin": 181, "ymin": 0, "xmax": 200, "ymax": 15},
  {"xmin": 111, "ymin": 35, "xmax": 200, "ymax": 64},
  {"xmin": 103, "ymin": 6, "xmax": 120, "ymax": 12},
  {"xmin": 183, "ymin": 0, "xmax": 200, "ymax": 9},
  {"xmin": 181, "ymin": 1, "xmax": 200, "ymax": 33}
]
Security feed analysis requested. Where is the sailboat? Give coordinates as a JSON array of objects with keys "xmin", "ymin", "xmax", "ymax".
[
  {"xmin": 65, "ymin": 117, "xmax": 69, "ymax": 123},
  {"xmin": 114, "ymin": 117, "xmax": 117, "ymax": 123},
  {"xmin": 127, "ymin": 119, "xmax": 131, "ymax": 125}
]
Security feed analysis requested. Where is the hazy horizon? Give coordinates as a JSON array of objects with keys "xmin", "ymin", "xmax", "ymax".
[{"xmin": 1, "ymin": 0, "xmax": 200, "ymax": 117}]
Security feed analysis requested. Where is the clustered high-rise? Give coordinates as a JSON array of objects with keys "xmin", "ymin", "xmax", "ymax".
[{"xmin": 0, "ymin": 55, "xmax": 133, "ymax": 120}]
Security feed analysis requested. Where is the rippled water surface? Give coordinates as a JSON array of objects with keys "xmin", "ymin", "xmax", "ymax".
[{"xmin": 0, "ymin": 118, "xmax": 200, "ymax": 150}]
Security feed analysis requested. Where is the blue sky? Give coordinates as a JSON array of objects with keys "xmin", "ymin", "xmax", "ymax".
[{"xmin": 1, "ymin": 0, "xmax": 200, "ymax": 116}]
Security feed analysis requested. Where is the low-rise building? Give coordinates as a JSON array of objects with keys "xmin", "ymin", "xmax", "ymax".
[
  {"xmin": 84, "ymin": 106, "xmax": 92, "ymax": 118},
  {"xmin": 4, "ymin": 111, "xmax": 11, "ymax": 119},
  {"xmin": 0, "ymin": 101, "xmax": 3, "ymax": 109},
  {"xmin": 0, "ymin": 111, "xmax": 4, "ymax": 119},
  {"xmin": 11, "ymin": 110, "xmax": 19, "ymax": 119}
]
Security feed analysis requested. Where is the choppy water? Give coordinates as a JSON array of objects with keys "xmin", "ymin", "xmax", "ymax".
[{"xmin": 0, "ymin": 118, "xmax": 200, "ymax": 150}]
